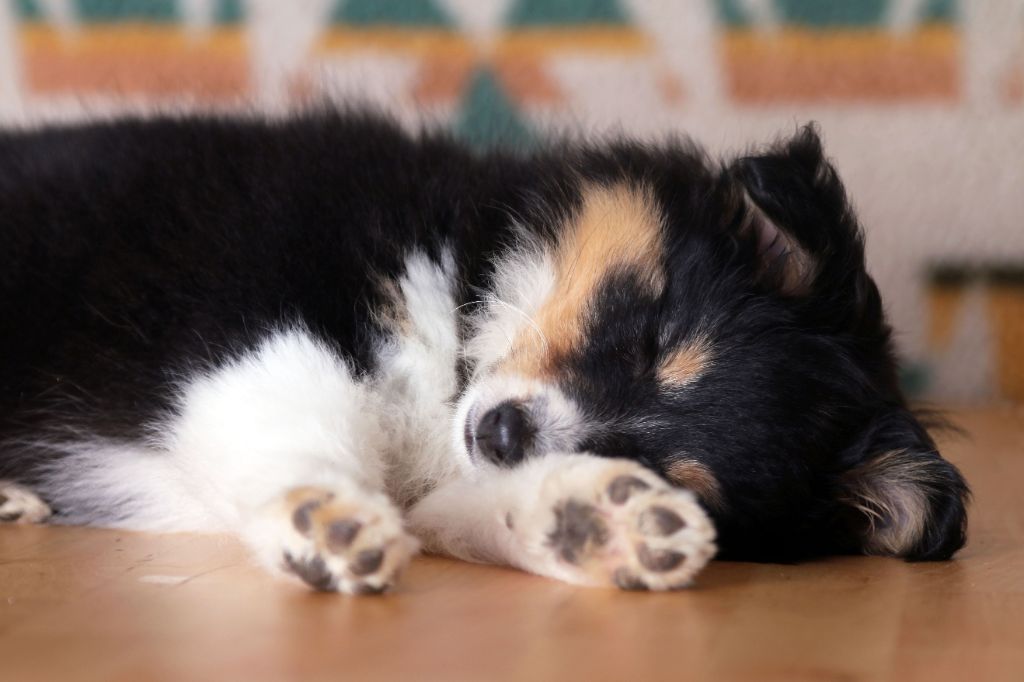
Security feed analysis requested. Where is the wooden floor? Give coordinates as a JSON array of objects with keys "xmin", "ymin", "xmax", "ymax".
[{"xmin": 1, "ymin": 408, "xmax": 1022, "ymax": 682}]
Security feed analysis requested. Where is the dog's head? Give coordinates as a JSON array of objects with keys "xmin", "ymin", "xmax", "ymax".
[{"xmin": 455, "ymin": 126, "xmax": 967, "ymax": 562}]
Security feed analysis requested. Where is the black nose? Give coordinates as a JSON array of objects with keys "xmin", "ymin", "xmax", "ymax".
[{"xmin": 474, "ymin": 402, "xmax": 532, "ymax": 466}]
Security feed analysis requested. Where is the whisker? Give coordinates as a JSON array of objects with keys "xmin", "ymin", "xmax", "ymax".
[
  {"xmin": 450, "ymin": 300, "xmax": 485, "ymax": 314},
  {"xmin": 483, "ymin": 294, "xmax": 548, "ymax": 349}
]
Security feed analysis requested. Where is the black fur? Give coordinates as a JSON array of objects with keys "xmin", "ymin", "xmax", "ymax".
[{"xmin": 0, "ymin": 111, "xmax": 968, "ymax": 561}]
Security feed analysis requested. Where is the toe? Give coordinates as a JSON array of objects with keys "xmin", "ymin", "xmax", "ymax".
[
  {"xmin": 636, "ymin": 543, "xmax": 687, "ymax": 572},
  {"xmin": 613, "ymin": 567, "xmax": 650, "ymax": 591},
  {"xmin": 325, "ymin": 519, "xmax": 363, "ymax": 552},
  {"xmin": 283, "ymin": 553, "xmax": 337, "ymax": 592},
  {"xmin": 638, "ymin": 505, "xmax": 687, "ymax": 536},
  {"xmin": 547, "ymin": 500, "xmax": 609, "ymax": 564},
  {"xmin": 349, "ymin": 548, "xmax": 385, "ymax": 576},
  {"xmin": 607, "ymin": 475, "xmax": 651, "ymax": 505}
]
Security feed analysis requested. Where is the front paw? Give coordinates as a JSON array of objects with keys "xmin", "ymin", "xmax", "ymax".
[
  {"xmin": 515, "ymin": 457, "xmax": 716, "ymax": 591},
  {"xmin": 263, "ymin": 486, "xmax": 419, "ymax": 595}
]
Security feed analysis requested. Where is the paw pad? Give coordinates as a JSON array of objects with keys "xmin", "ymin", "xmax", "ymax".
[
  {"xmin": 636, "ymin": 543, "xmax": 686, "ymax": 572},
  {"xmin": 326, "ymin": 519, "xmax": 363, "ymax": 551},
  {"xmin": 350, "ymin": 548, "xmax": 384, "ymax": 576},
  {"xmin": 283, "ymin": 553, "xmax": 336, "ymax": 592},
  {"xmin": 547, "ymin": 500, "xmax": 610, "ymax": 563},
  {"xmin": 638, "ymin": 506, "xmax": 686, "ymax": 536},
  {"xmin": 613, "ymin": 567, "xmax": 649, "ymax": 591},
  {"xmin": 533, "ymin": 460, "xmax": 716, "ymax": 591},
  {"xmin": 607, "ymin": 475, "xmax": 650, "ymax": 504}
]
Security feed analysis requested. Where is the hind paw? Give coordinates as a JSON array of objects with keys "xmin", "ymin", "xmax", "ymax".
[{"xmin": 0, "ymin": 481, "xmax": 52, "ymax": 524}]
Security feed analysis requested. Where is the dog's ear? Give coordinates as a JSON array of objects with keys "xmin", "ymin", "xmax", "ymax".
[
  {"xmin": 730, "ymin": 125, "xmax": 866, "ymax": 301},
  {"xmin": 837, "ymin": 411, "xmax": 969, "ymax": 560}
]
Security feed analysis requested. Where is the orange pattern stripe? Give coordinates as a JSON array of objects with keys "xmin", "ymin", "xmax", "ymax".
[
  {"xmin": 721, "ymin": 26, "xmax": 959, "ymax": 103},
  {"xmin": 20, "ymin": 25, "xmax": 249, "ymax": 100}
]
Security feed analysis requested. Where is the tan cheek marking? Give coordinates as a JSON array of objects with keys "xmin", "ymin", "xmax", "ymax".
[
  {"xmin": 665, "ymin": 459, "xmax": 724, "ymax": 510},
  {"xmin": 658, "ymin": 337, "xmax": 711, "ymax": 386},
  {"xmin": 502, "ymin": 183, "xmax": 666, "ymax": 378}
]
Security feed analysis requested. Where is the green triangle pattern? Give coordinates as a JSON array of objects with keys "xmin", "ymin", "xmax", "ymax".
[
  {"xmin": 19, "ymin": 0, "xmax": 244, "ymax": 25},
  {"xmin": 505, "ymin": 0, "xmax": 630, "ymax": 27},
  {"xmin": 715, "ymin": 0, "xmax": 955, "ymax": 28},
  {"xmin": 921, "ymin": 0, "xmax": 957, "ymax": 23},
  {"xmin": 15, "ymin": 0, "xmax": 43, "ymax": 20},
  {"xmin": 214, "ymin": 0, "xmax": 244, "ymax": 24},
  {"xmin": 331, "ymin": 0, "xmax": 453, "ymax": 27},
  {"xmin": 74, "ymin": 0, "xmax": 179, "ymax": 23},
  {"xmin": 714, "ymin": 0, "xmax": 752, "ymax": 26},
  {"xmin": 454, "ymin": 69, "xmax": 537, "ymax": 153}
]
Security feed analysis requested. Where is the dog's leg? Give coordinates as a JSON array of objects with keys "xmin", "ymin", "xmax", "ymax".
[
  {"xmin": 0, "ymin": 481, "xmax": 52, "ymax": 523},
  {"xmin": 37, "ymin": 329, "xmax": 417, "ymax": 594},
  {"xmin": 408, "ymin": 453, "xmax": 717, "ymax": 590},
  {"xmin": 183, "ymin": 330, "xmax": 419, "ymax": 594}
]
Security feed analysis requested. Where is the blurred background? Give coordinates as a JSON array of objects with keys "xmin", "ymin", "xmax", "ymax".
[{"xmin": 0, "ymin": 0, "xmax": 1021, "ymax": 404}]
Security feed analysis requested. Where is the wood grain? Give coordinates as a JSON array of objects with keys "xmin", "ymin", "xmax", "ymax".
[{"xmin": 1, "ymin": 407, "xmax": 1022, "ymax": 682}]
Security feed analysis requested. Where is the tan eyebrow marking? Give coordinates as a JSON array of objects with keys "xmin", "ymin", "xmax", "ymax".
[
  {"xmin": 658, "ymin": 335, "xmax": 712, "ymax": 386},
  {"xmin": 501, "ymin": 182, "xmax": 666, "ymax": 379}
]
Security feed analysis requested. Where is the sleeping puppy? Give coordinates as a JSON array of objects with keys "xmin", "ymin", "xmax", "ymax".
[{"xmin": 0, "ymin": 112, "xmax": 968, "ymax": 593}]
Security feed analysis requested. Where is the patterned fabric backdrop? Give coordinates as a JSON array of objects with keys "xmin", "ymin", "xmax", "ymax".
[{"xmin": 1, "ymin": 0, "xmax": 1022, "ymax": 403}]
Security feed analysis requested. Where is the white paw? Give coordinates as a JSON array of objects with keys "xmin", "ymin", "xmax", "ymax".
[
  {"xmin": 513, "ymin": 457, "xmax": 716, "ymax": 591},
  {"xmin": 257, "ymin": 486, "xmax": 419, "ymax": 595},
  {"xmin": 0, "ymin": 481, "xmax": 52, "ymax": 524}
]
